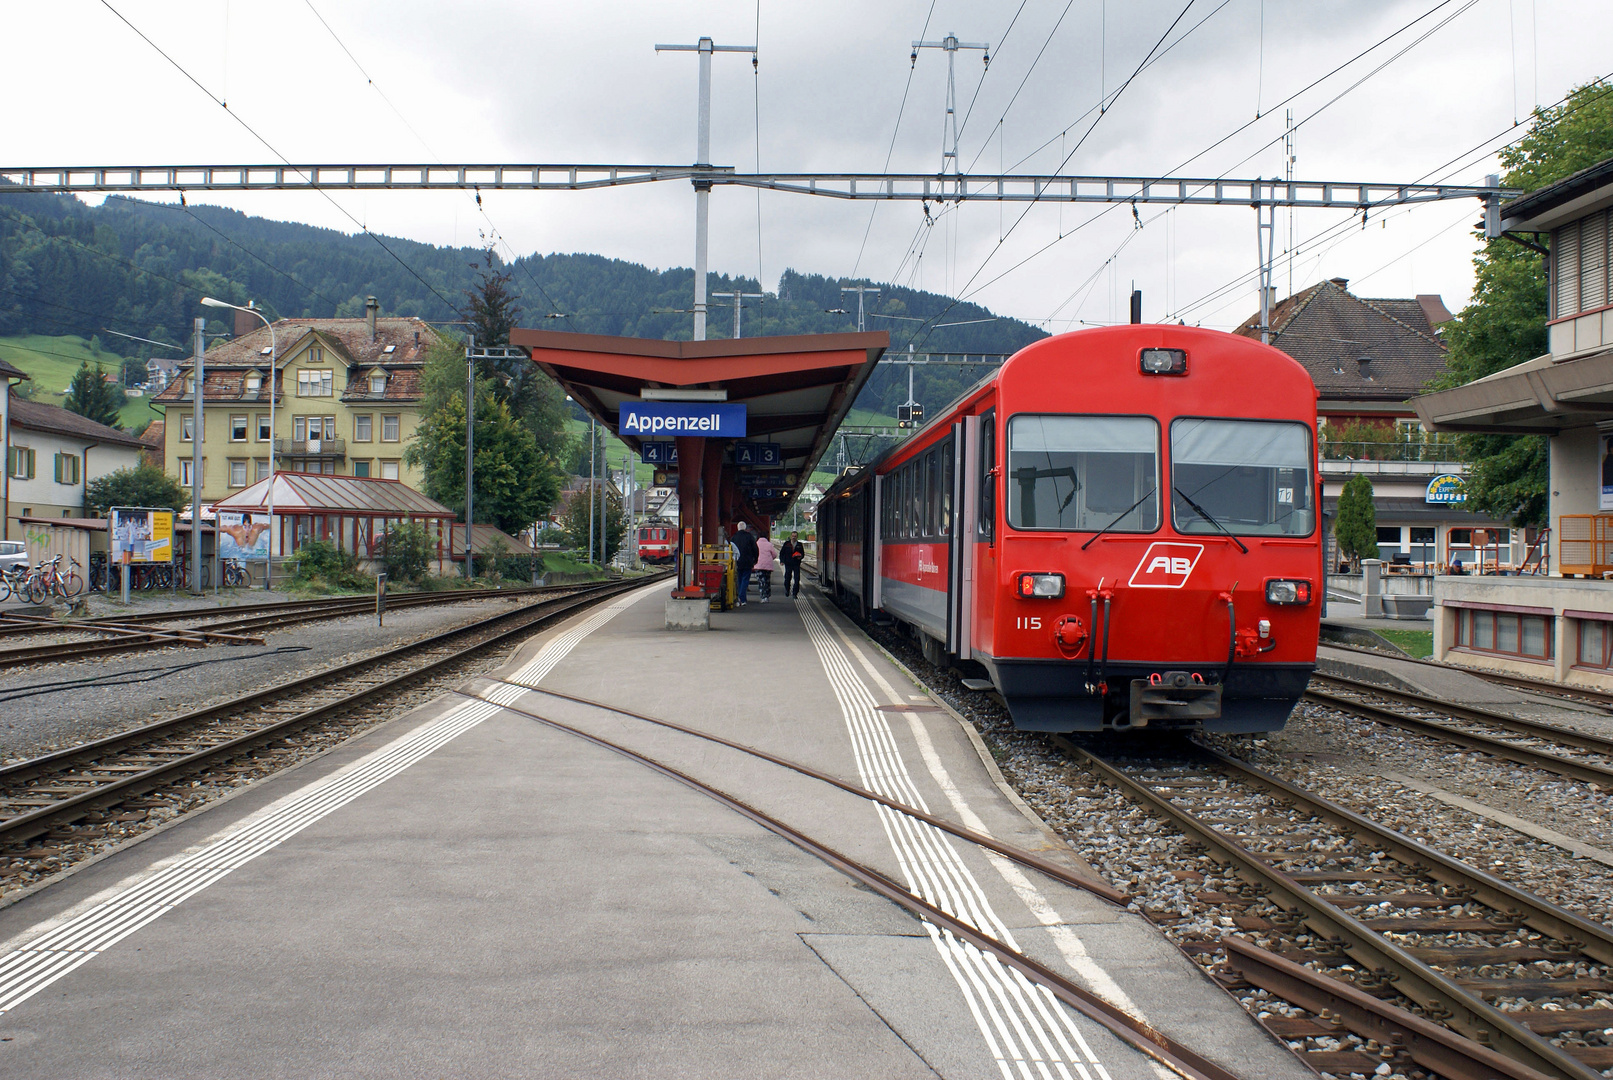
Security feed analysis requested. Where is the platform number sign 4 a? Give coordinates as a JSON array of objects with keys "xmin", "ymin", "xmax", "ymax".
[{"xmin": 1127, "ymin": 542, "xmax": 1205, "ymax": 588}]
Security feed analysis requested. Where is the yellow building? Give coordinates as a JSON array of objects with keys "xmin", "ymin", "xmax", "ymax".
[{"xmin": 155, "ymin": 301, "xmax": 438, "ymax": 504}]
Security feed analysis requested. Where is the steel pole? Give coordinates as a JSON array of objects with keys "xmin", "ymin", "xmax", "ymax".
[
  {"xmin": 190, "ymin": 317, "xmax": 203, "ymax": 594},
  {"xmin": 588, "ymin": 418, "xmax": 596, "ymax": 564},
  {"xmin": 464, "ymin": 338, "xmax": 474, "ymax": 580},
  {"xmin": 263, "ymin": 315, "xmax": 276, "ymax": 590}
]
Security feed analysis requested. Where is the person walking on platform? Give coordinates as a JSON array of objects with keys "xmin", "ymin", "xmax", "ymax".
[
  {"xmin": 731, "ymin": 521, "xmax": 759, "ymax": 607},
  {"xmin": 779, "ymin": 531, "xmax": 805, "ymax": 598},
  {"xmin": 754, "ymin": 530, "xmax": 778, "ymax": 603}
]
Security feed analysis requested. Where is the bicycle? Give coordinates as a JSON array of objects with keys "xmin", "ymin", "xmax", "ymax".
[
  {"xmin": 222, "ymin": 558, "xmax": 252, "ymax": 588},
  {"xmin": 0, "ymin": 564, "xmax": 30, "ymax": 603}
]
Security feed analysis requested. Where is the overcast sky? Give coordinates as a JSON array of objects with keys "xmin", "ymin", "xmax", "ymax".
[{"xmin": 6, "ymin": 1, "xmax": 1610, "ymax": 332}]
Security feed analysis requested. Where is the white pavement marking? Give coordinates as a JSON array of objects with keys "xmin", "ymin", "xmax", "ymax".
[
  {"xmin": 812, "ymin": 604, "xmax": 1149, "ymax": 1024},
  {"xmin": 798, "ymin": 596, "xmax": 1115, "ymax": 1080},
  {"xmin": 0, "ymin": 581, "xmax": 662, "ymax": 1019}
]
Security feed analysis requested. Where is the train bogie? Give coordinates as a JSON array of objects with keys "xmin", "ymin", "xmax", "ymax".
[{"xmin": 820, "ymin": 325, "xmax": 1321, "ymax": 736}]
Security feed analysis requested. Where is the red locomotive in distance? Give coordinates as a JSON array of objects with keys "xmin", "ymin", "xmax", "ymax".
[
  {"xmin": 637, "ymin": 524, "xmax": 677, "ymax": 565},
  {"xmin": 819, "ymin": 325, "xmax": 1321, "ymax": 734}
]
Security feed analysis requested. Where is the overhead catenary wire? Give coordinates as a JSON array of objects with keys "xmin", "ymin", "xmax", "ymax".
[
  {"xmin": 850, "ymin": 0, "xmax": 938, "ymax": 279},
  {"xmin": 1166, "ymin": 73, "xmax": 1613, "ymax": 326},
  {"xmin": 927, "ymin": 0, "xmax": 1492, "ymax": 338},
  {"xmin": 97, "ymin": 0, "xmax": 459, "ymax": 314},
  {"xmin": 298, "ymin": 0, "xmax": 565, "ymax": 318}
]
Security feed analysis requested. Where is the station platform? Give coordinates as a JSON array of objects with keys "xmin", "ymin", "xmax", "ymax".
[{"xmin": 0, "ymin": 581, "xmax": 1310, "ymax": 1079}]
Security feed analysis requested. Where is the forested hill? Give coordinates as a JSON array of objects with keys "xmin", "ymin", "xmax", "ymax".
[{"xmin": 0, "ymin": 192, "xmax": 1047, "ymax": 416}]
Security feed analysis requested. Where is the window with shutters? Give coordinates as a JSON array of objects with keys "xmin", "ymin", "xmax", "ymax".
[
  {"xmin": 53, "ymin": 452, "xmax": 80, "ymax": 485},
  {"xmin": 230, "ymin": 415, "xmax": 248, "ymax": 442},
  {"xmin": 380, "ymin": 460, "xmax": 400, "ymax": 481},
  {"xmin": 1555, "ymin": 210, "xmax": 1612, "ymax": 320},
  {"xmin": 7, "ymin": 446, "xmax": 35, "ymax": 480}
]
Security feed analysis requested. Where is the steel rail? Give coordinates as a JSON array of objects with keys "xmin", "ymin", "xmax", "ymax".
[
  {"xmin": 1305, "ymin": 680, "xmax": 1613, "ymax": 787},
  {"xmin": 1319, "ymin": 638, "xmax": 1613, "ymax": 712},
  {"xmin": 456, "ymin": 679, "xmax": 1130, "ymax": 907},
  {"xmin": 1054, "ymin": 736, "xmax": 1608, "ymax": 1080},
  {"xmin": 1222, "ymin": 937, "xmax": 1557, "ymax": 1080},
  {"xmin": 0, "ymin": 583, "xmax": 574, "ymax": 639},
  {"xmin": 465, "ymin": 693, "xmax": 1244, "ymax": 1080},
  {"xmin": 0, "ymin": 583, "xmax": 582, "ymax": 668},
  {"xmin": 0, "ymin": 576, "xmax": 665, "ymax": 847}
]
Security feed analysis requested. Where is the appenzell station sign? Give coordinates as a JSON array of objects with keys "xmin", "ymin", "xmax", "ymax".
[{"xmin": 619, "ymin": 401, "xmax": 747, "ymax": 438}]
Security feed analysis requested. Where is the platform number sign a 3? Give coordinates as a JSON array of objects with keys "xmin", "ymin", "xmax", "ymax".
[{"xmin": 1127, "ymin": 542, "xmax": 1205, "ymax": 588}]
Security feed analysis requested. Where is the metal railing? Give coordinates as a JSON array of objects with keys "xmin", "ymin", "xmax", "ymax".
[
  {"xmin": 1318, "ymin": 439, "xmax": 1461, "ymax": 462},
  {"xmin": 274, "ymin": 436, "xmax": 346, "ymax": 457},
  {"xmin": 1558, "ymin": 514, "xmax": 1613, "ymax": 577}
]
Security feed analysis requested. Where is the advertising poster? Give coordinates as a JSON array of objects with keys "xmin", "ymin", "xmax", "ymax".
[
  {"xmin": 217, "ymin": 511, "xmax": 271, "ymax": 560},
  {"xmin": 1603, "ymin": 435, "xmax": 1613, "ymax": 511},
  {"xmin": 110, "ymin": 508, "xmax": 174, "ymax": 563}
]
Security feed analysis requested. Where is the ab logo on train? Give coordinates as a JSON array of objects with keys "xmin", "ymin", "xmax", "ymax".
[{"xmin": 1127, "ymin": 543, "xmax": 1204, "ymax": 588}]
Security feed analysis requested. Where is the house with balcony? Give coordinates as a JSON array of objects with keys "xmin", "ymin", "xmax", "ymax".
[
  {"xmin": 153, "ymin": 298, "xmax": 435, "ymax": 505},
  {"xmin": 1414, "ymin": 155, "xmax": 1613, "ymax": 685},
  {"xmin": 1235, "ymin": 278, "xmax": 1518, "ymax": 572}
]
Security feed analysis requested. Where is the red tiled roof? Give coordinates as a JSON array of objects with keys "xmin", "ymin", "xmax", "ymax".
[
  {"xmin": 153, "ymin": 316, "xmax": 438, "ymax": 405},
  {"xmin": 8, "ymin": 397, "xmax": 145, "ymax": 448},
  {"xmin": 1233, "ymin": 280, "xmax": 1450, "ymax": 401}
]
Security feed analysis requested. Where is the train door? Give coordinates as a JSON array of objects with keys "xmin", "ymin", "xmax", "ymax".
[
  {"xmin": 871, "ymin": 473, "xmax": 884, "ymax": 612},
  {"xmin": 951, "ymin": 419, "xmax": 973, "ymax": 659},
  {"xmin": 859, "ymin": 483, "xmax": 876, "ymax": 618},
  {"xmin": 974, "ymin": 409, "xmax": 998, "ymax": 657}
]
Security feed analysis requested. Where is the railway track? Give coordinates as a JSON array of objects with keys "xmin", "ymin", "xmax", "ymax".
[
  {"xmin": 1321, "ymin": 636, "xmax": 1613, "ymax": 713},
  {"xmin": 1057, "ymin": 735, "xmax": 1613, "ymax": 1080},
  {"xmin": 1307, "ymin": 672, "xmax": 1613, "ymax": 787},
  {"xmin": 0, "ymin": 575, "xmax": 666, "ymax": 890},
  {"xmin": 0, "ymin": 583, "xmax": 584, "ymax": 668}
]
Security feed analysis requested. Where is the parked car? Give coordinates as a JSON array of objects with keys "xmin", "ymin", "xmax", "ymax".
[{"xmin": 0, "ymin": 540, "xmax": 27, "ymax": 573}]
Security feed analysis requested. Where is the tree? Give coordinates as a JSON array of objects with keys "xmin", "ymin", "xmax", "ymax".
[
  {"xmin": 376, "ymin": 521, "xmax": 432, "ymax": 584},
  {"xmin": 1439, "ymin": 79, "xmax": 1613, "ymax": 527},
  {"xmin": 1334, "ymin": 474, "xmax": 1379, "ymax": 569},
  {"xmin": 458, "ymin": 247, "xmax": 521, "ymax": 349},
  {"xmin": 405, "ymin": 389, "xmax": 560, "ymax": 535},
  {"xmin": 85, "ymin": 462, "xmax": 185, "ymax": 516},
  {"xmin": 558, "ymin": 481, "xmax": 625, "ymax": 563},
  {"xmin": 64, "ymin": 360, "xmax": 124, "ymax": 429}
]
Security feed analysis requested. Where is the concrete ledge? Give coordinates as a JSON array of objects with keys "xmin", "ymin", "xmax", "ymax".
[
  {"xmin": 1382, "ymin": 595, "xmax": 1433, "ymax": 620},
  {"xmin": 664, "ymin": 595, "xmax": 710, "ymax": 631}
]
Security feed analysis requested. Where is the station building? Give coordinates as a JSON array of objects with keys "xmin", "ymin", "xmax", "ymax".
[
  {"xmin": 1235, "ymin": 278, "xmax": 1520, "ymax": 571},
  {"xmin": 3, "ymin": 395, "xmax": 143, "ymax": 536},
  {"xmin": 153, "ymin": 299, "xmax": 435, "ymax": 505},
  {"xmin": 1415, "ymin": 156, "xmax": 1613, "ymax": 685}
]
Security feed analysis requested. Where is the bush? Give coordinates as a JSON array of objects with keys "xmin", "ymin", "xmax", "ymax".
[
  {"xmin": 377, "ymin": 521, "xmax": 432, "ymax": 584},
  {"xmin": 290, "ymin": 538, "xmax": 372, "ymax": 591}
]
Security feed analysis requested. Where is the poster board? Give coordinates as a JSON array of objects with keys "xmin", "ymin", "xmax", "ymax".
[
  {"xmin": 217, "ymin": 511, "xmax": 271, "ymax": 560},
  {"xmin": 109, "ymin": 507, "xmax": 174, "ymax": 563}
]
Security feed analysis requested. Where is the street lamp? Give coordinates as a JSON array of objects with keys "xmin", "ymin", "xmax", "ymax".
[{"xmin": 201, "ymin": 297, "xmax": 276, "ymax": 590}]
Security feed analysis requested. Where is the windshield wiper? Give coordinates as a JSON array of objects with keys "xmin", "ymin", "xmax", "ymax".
[
  {"xmin": 1173, "ymin": 487, "xmax": 1249, "ymax": 553},
  {"xmin": 1081, "ymin": 488, "xmax": 1157, "ymax": 551}
]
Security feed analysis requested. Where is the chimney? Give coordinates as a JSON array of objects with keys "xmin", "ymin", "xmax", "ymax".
[
  {"xmin": 1328, "ymin": 277, "xmax": 1349, "ymax": 291},
  {"xmin": 234, "ymin": 309, "xmax": 256, "ymax": 339},
  {"xmin": 365, "ymin": 296, "xmax": 379, "ymax": 342}
]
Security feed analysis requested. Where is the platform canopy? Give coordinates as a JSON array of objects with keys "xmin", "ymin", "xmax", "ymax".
[{"xmin": 512, "ymin": 330, "xmax": 887, "ymax": 512}]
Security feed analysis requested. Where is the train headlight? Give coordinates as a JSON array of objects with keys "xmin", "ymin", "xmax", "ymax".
[
  {"xmin": 1139, "ymin": 348, "xmax": 1188, "ymax": 375},
  {"xmin": 1264, "ymin": 579, "xmax": 1312, "ymax": 605},
  {"xmin": 1017, "ymin": 572, "xmax": 1065, "ymax": 599}
]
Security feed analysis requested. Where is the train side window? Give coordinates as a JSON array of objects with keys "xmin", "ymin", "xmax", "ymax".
[
  {"xmin": 979, "ymin": 412, "xmax": 996, "ymax": 542},
  {"xmin": 939, "ymin": 439, "xmax": 954, "ymax": 536},
  {"xmin": 906, "ymin": 464, "xmax": 917, "ymax": 538},
  {"xmin": 926, "ymin": 450, "xmax": 940, "ymax": 536},
  {"xmin": 912, "ymin": 461, "xmax": 923, "ymax": 537}
]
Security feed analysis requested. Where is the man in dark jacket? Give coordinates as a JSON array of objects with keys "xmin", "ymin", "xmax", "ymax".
[
  {"xmin": 779, "ymin": 531, "xmax": 806, "ymax": 598},
  {"xmin": 730, "ymin": 521, "xmax": 759, "ymax": 607}
]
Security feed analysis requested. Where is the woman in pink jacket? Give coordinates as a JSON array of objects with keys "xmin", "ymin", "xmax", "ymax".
[{"xmin": 753, "ymin": 531, "xmax": 778, "ymax": 603}]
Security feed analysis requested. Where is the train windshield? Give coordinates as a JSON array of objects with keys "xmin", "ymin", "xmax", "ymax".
[
  {"xmin": 1006, "ymin": 415, "xmax": 1159, "ymax": 532},
  {"xmin": 1170, "ymin": 419, "xmax": 1314, "ymax": 537}
]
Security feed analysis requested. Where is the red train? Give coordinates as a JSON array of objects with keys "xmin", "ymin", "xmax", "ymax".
[
  {"xmin": 819, "ymin": 325, "xmax": 1321, "ymax": 734},
  {"xmin": 637, "ymin": 523, "xmax": 677, "ymax": 564}
]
